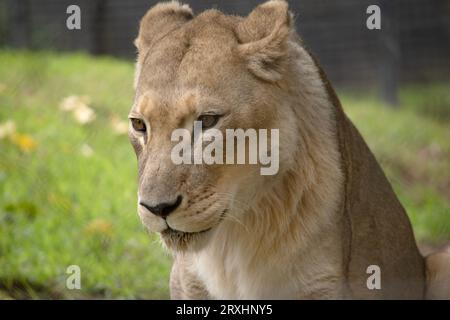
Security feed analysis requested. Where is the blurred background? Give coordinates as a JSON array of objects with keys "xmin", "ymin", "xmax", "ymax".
[{"xmin": 0, "ymin": 0, "xmax": 449, "ymax": 299}]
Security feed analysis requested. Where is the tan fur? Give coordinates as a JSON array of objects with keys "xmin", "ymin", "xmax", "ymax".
[{"xmin": 129, "ymin": 1, "xmax": 449, "ymax": 299}]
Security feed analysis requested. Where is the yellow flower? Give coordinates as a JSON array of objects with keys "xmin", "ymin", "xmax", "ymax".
[
  {"xmin": 84, "ymin": 219, "xmax": 113, "ymax": 238},
  {"xmin": 0, "ymin": 120, "xmax": 16, "ymax": 139},
  {"xmin": 60, "ymin": 95, "xmax": 90, "ymax": 112},
  {"xmin": 60, "ymin": 95, "xmax": 96, "ymax": 124},
  {"xmin": 11, "ymin": 133, "xmax": 37, "ymax": 152},
  {"xmin": 80, "ymin": 143, "xmax": 94, "ymax": 157},
  {"xmin": 73, "ymin": 105, "xmax": 96, "ymax": 124}
]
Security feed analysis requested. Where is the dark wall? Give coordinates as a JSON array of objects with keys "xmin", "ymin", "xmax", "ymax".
[{"xmin": 1, "ymin": 0, "xmax": 449, "ymax": 87}]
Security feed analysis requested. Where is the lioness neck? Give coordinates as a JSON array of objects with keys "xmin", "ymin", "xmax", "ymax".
[{"xmin": 191, "ymin": 40, "xmax": 347, "ymax": 299}]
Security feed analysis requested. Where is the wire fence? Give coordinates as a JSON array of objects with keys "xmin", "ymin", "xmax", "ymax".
[{"xmin": 0, "ymin": 0, "xmax": 449, "ymax": 103}]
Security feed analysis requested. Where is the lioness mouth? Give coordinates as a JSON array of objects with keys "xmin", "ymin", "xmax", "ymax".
[
  {"xmin": 162, "ymin": 208, "xmax": 228, "ymax": 240},
  {"xmin": 160, "ymin": 227, "xmax": 212, "ymax": 249},
  {"xmin": 162, "ymin": 227, "xmax": 212, "ymax": 237}
]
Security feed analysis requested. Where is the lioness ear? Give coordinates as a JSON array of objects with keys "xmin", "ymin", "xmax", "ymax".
[
  {"xmin": 236, "ymin": 0, "xmax": 293, "ymax": 82},
  {"xmin": 135, "ymin": 1, "xmax": 193, "ymax": 52}
]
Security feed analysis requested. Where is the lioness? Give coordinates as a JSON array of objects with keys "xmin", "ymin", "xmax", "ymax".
[{"xmin": 129, "ymin": 1, "xmax": 449, "ymax": 299}]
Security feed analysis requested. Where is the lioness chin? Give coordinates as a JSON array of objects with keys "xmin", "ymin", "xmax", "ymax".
[{"xmin": 128, "ymin": 0, "xmax": 450, "ymax": 299}]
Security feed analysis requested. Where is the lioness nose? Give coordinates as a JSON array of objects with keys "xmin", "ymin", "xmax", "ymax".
[{"xmin": 140, "ymin": 195, "xmax": 182, "ymax": 219}]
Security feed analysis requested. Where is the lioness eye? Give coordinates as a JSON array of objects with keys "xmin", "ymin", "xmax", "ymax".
[
  {"xmin": 197, "ymin": 114, "xmax": 221, "ymax": 129},
  {"xmin": 130, "ymin": 118, "xmax": 146, "ymax": 132}
]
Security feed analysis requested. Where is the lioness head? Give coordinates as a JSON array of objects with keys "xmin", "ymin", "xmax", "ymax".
[{"xmin": 129, "ymin": 1, "xmax": 301, "ymax": 251}]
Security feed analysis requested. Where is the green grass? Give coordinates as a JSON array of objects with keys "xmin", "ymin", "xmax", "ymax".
[
  {"xmin": 0, "ymin": 50, "xmax": 171, "ymax": 299},
  {"xmin": 0, "ymin": 50, "xmax": 449, "ymax": 299}
]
